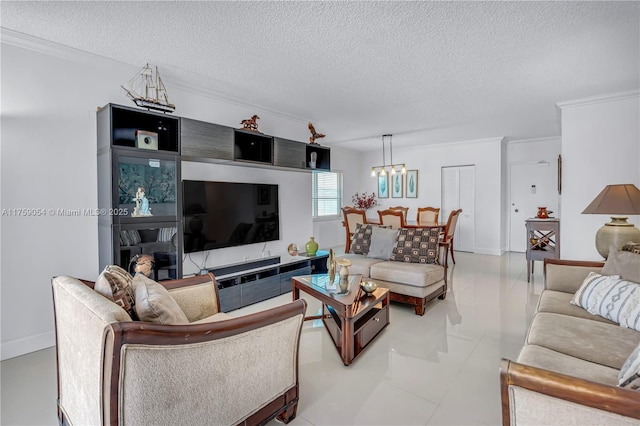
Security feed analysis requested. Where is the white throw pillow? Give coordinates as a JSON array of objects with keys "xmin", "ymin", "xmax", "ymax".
[
  {"xmin": 571, "ymin": 272, "xmax": 640, "ymax": 331},
  {"xmin": 367, "ymin": 227, "xmax": 399, "ymax": 260},
  {"xmin": 619, "ymin": 342, "xmax": 640, "ymax": 389}
]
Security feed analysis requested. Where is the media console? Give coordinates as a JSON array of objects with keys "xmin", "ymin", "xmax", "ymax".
[{"xmin": 203, "ymin": 251, "xmax": 329, "ymax": 312}]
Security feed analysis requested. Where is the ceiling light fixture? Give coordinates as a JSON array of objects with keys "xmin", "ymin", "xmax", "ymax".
[{"xmin": 370, "ymin": 134, "xmax": 407, "ymax": 177}]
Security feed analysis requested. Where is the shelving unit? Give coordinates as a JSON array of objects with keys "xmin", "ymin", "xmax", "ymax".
[
  {"xmin": 525, "ymin": 218, "xmax": 560, "ymax": 282},
  {"xmin": 97, "ymin": 104, "xmax": 182, "ymax": 279},
  {"xmin": 98, "ymin": 103, "xmax": 332, "ymax": 286}
]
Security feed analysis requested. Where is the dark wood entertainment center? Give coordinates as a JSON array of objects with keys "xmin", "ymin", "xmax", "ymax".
[{"xmin": 97, "ymin": 103, "xmax": 331, "ymax": 310}]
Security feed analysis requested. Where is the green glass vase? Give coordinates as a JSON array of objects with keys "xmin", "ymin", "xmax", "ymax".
[{"xmin": 305, "ymin": 237, "xmax": 318, "ymax": 256}]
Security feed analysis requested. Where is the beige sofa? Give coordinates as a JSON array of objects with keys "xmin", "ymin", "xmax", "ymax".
[
  {"xmin": 500, "ymin": 257, "xmax": 640, "ymax": 425},
  {"xmin": 52, "ymin": 272, "xmax": 306, "ymax": 426},
  {"xmin": 337, "ymin": 224, "xmax": 447, "ymax": 315}
]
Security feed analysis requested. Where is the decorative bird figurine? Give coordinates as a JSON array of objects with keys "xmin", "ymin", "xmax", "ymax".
[{"xmin": 308, "ymin": 122, "xmax": 326, "ymax": 144}]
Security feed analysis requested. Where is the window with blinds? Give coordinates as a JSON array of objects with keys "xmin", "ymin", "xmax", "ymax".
[{"xmin": 312, "ymin": 171, "xmax": 343, "ymax": 218}]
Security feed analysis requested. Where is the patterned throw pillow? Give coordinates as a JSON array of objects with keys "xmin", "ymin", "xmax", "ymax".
[
  {"xmin": 571, "ymin": 272, "xmax": 640, "ymax": 331},
  {"xmin": 619, "ymin": 342, "xmax": 640, "ymax": 389},
  {"xmin": 390, "ymin": 227, "xmax": 442, "ymax": 264},
  {"xmin": 350, "ymin": 223, "xmax": 373, "ymax": 255},
  {"xmin": 94, "ymin": 265, "xmax": 138, "ymax": 320}
]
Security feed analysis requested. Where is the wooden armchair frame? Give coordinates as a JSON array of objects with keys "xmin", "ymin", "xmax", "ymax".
[{"xmin": 500, "ymin": 359, "xmax": 640, "ymax": 425}]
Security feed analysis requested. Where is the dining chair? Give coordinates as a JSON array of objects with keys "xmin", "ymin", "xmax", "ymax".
[
  {"xmin": 441, "ymin": 209, "xmax": 462, "ymax": 265},
  {"xmin": 342, "ymin": 206, "xmax": 367, "ymax": 253},
  {"xmin": 417, "ymin": 207, "xmax": 440, "ymax": 225},
  {"xmin": 377, "ymin": 209, "xmax": 406, "ymax": 230},
  {"xmin": 389, "ymin": 206, "xmax": 409, "ymax": 221}
]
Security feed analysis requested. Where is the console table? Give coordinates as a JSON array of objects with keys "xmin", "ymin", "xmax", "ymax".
[{"xmin": 525, "ymin": 218, "xmax": 560, "ymax": 282}]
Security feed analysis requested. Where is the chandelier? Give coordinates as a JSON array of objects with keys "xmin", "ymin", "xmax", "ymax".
[{"xmin": 370, "ymin": 134, "xmax": 406, "ymax": 177}]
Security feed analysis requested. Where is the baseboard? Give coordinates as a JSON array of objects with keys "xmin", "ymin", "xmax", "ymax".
[{"xmin": 1, "ymin": 330, "xmax": 55, "ymax": 361}]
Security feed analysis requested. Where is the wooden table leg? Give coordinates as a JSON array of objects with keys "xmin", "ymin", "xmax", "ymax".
[
  {"xmin": 292, "ymin": 281, "xmax": 299, "ymax": 301},
  {"xmin": 341, "ymin": 317, "xmax": 355, "ymax": 366}
]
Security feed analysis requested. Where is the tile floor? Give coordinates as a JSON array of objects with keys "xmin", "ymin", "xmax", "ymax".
[{"xmin": 1, "ymin": 251, "xmax": 544, "ymax": 425}]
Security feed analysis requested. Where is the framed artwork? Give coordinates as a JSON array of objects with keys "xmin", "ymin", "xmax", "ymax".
[
  {"xmin": 405, "ymin": 170, "xmax": 418, "ymax": 198},
  {"xmin": 378, "ymin": 174, "xmax": 389, "ymax": 198},
  {"xmin": 391, "ymin": 173, "xmax": 403, "ymax": 198}
]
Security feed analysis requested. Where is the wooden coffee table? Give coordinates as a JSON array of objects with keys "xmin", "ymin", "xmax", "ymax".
[{"xmin": 292, "ymin": 274, "xmax": 389, "ymax": 366}]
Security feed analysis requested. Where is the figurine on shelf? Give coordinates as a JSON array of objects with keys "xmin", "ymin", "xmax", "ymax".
[
  {"xmin": 308, "ymin": 122, "xmax": 325, "ymax": 144},
  {"xmin": 240, "ymin": 115, "xmax": 261, "ymax": 132},
  {"xmin": 132, "ymin": 187, "xmax": 152, "ymax": 217},
  {"xmin": 132, "ymin": 254, "xmax": 155, "ymax": 277}
]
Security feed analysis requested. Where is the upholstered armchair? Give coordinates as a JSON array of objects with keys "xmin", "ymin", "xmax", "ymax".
[
  {"xmin": 52, "ymin": 272, "xmax": 306, "ymax": 426},
  {"xmin": 342, "ymin": 206, "xmax": 367, "ymax": 253}
]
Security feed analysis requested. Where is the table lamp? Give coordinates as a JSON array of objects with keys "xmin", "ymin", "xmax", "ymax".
[{"xmin": 582, "ymin": 184, "xmax": 640, "ymax": 258}]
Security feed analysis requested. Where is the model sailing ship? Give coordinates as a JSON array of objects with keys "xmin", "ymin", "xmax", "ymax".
[{"xmin": 121, "ymin": 63, "xmax": 175, "ymax": 113}]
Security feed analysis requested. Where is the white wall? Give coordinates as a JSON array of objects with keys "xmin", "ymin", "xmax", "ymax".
[
  {"xmin": 0, "ymin": 34, "xmax": 338, "ymax": 359},
  {"xmin": 358, "ymin": 137, "xmax": 507, "ymax": 255},
  {"xmin": 558, "ymin": 92, "xmax": 640, "ymax": 260}
]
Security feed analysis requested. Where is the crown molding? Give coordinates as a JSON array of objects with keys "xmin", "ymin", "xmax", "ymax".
[
  {"xmin": 556, "ymin": 90, "xmax": 640, "ymax": 110},
  {"xmin": 1, "ymin": 27, "xmax": 312, "ymax": 124},
  {"xmin": 166, "ymin": 78, "xmax": 310, "ymax": 124},
  {"xmin": 507, "ymin": 136, "xmax": 561, "ymax": 145},
  {"xmin": 1, "ymin": 27, "xmax": 131, "ymax": 68},
  {"xmin": 419, "ymin": 136, "xmax": 506, "ymax": 150}
]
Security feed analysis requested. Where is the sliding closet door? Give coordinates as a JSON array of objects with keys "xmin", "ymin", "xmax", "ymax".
[{"xmin": 441, "ymin": 165, "xmax": 475, "ymax": 253}]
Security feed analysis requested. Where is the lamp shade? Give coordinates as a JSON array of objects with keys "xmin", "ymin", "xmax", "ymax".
[
  {"xmin": 582, "ymin": 184, "xmax": 640, "ymax": 215},
  {"xmin": 582, "ymin": 184, "xmax": 640, "ymax": 258}
]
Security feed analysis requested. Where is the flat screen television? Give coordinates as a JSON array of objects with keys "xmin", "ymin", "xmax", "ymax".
[{"xmin": 182, "ymin": 180, "xmax": 280, "ymax": 253}]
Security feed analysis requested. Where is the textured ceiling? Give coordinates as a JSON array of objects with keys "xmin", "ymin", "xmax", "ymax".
[{"xmin": 2, "ymin": 1, "xmax": 639, "ymax": 151}]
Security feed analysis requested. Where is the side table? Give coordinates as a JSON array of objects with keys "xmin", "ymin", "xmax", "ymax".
[{"xmin": 525, "ymin": 218, "xmax": 560, "ymax": 282}]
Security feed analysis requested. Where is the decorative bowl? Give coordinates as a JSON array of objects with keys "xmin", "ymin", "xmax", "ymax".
[{"xmin": 360, "ymin": 280, "xmax": 378, "ymax": 295}]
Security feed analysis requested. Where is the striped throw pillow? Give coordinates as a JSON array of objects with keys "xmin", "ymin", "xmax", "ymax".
[{"xmin": 571, "ymin": 272, "xmax": 640, "ymax": 331}]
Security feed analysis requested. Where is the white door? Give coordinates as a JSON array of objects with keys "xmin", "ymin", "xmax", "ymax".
[
  {"xmin": 441, "ymin": 165, "xmax": 475, "ymax": 252},
  {"xmin": 509, "ymin": 162, "xmax": 558, "ymax": 252}
]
